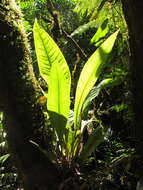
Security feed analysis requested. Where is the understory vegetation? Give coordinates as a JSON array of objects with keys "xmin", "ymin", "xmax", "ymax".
[{"xmin": 0, "ymin": 0, "xmax": 141, "ymax": 189}]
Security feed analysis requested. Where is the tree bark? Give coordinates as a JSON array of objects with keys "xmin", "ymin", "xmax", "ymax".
[
  {"xmin": 0, "ymin": 0, "xmax": 61, "ymax": 189},
  {"xmin": 121, "ymin": 0, "xmax": 143, "ymax": 174}
]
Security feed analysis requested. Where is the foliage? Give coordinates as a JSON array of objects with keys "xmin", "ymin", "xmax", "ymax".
[
  {"xmin": 70, "ymin": 19, "xmax": 99, "ymax": 37},
  {"xmin": 90, "ymin": 18, "xmax": 109, "ymax": 46},
  {"xmin": 33, "ymin": 20, "xmax": 119, "ymax": 165},
  {"xmin": 1, "ymin": 0, "xmax": 135, "ymax": 189},
  {"xmin": 74, "ymin": 0, "xmax": 103, "ymax": 16}
]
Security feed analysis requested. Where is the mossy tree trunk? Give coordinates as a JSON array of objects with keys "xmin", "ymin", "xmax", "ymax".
[
  {"xmin": 121, "ymin": 0, "xmax": 143, "ymax": 175},
  {"xmin": 0, "ymin": 0, "xmax": 61, "ymax": 189}
]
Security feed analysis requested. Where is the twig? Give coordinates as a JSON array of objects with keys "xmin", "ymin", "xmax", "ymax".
[{"xmin": 62, "ymin": 30, "xmax": 87, "ymax": 60}]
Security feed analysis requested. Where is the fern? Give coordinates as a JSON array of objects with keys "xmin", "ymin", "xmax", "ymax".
[
  {"xmin": 74, "ymin": 0, "xmax": 103, "ymax": 16},
  {"xmin": 70, "ymin": 20, "xmax": 99, "ymax": 37}
]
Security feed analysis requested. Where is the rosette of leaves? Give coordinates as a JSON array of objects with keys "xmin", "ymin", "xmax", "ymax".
[{"xmin": 33, "ymin": 19, "xmax": 119, "ymax": 165}]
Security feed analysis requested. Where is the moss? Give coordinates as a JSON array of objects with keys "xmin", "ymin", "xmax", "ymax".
[
  {"xmin": 0, "ymin": 1, "xmax": 61, "ymax": 189},
  {"xmin": 0, "ymin": 0, "xmax": 42, "ymax": 131}
]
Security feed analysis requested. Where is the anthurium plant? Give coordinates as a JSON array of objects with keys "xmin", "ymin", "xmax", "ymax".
[{"xmin": 33, "ymin": 20, "xmax": 119, "ymax": 166}]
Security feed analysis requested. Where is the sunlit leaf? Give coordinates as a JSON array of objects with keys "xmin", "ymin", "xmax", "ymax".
[
  {"xmin": 48, "ymin": 62, "xmax": 71, "ymax": 141},
  {"xmin": 33, "ymin": 20, "xmax": 52, "ymax": 84},
  {"xmin": 74, "ymin": 30, "xmax": 119, "ymax": 129},
  {"xmin": 34, "ymin": 20, "xmax": 71, "ymax": 142},
  {"xmin": 91, "ymin": 19, "xmax": 109, "ymax": 46}
]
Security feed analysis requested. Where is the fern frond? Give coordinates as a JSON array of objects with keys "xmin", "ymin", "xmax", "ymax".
[
  {"xmin": 70, "ymin": 20, "xmax": 99, "ymax": 37},
  {"xmin": 74, "ymin": 0, "xmax": 102, "ymax": 16}
]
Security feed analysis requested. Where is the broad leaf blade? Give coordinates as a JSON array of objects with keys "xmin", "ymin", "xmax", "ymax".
[
  {"xmin": 91, "ymin": 19, "xmax": 109, "ymax": 46},
  {"xmin": 74, "ymin": 30, "xmax": 119, "ymax": 129},
  {"xmin": 33, "ymin": 20, "xmax": 52, "ymax": 84},
  {"xmin": 48, "ymin": 63, "xmax": 71, "ymax": 140},
  {"xmin": 48, "ymin": 63, "xmax": 71, "ymax": 118},
  {"xmin": 34, "ymin": 20, "xmax": 71, "ymax": 142}
]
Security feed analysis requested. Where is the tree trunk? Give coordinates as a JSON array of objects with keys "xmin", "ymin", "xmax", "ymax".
[
  {"xmin": 121, "ymin": 0, "xmax": 143, "ymax": 175},
  {"xmin": 0, "ymin": 0, "xmax": 61, "ymax": 189}
]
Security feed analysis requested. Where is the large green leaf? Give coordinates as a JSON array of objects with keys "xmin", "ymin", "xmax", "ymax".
[
  {"xmin": 48, "ymin": 63, "xmax": 71, "ymax": 140},
  {"xmin": 90, "ymin": 19, "xmax": 109, "ymax": 46},
  {"xmin": 33, "ymin": 20, "xmax": 71, "ymax": 141},
  {"xmin": 33, "ymin": 20, "xmax": 55, "ymax": 84},
  {"xmin": 74, "ymin": 30, "xmax": 119, "ymax": 129},
  {"xmin": 48, "ymin": 62, "xmax": 71, "ymax": 118}
]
